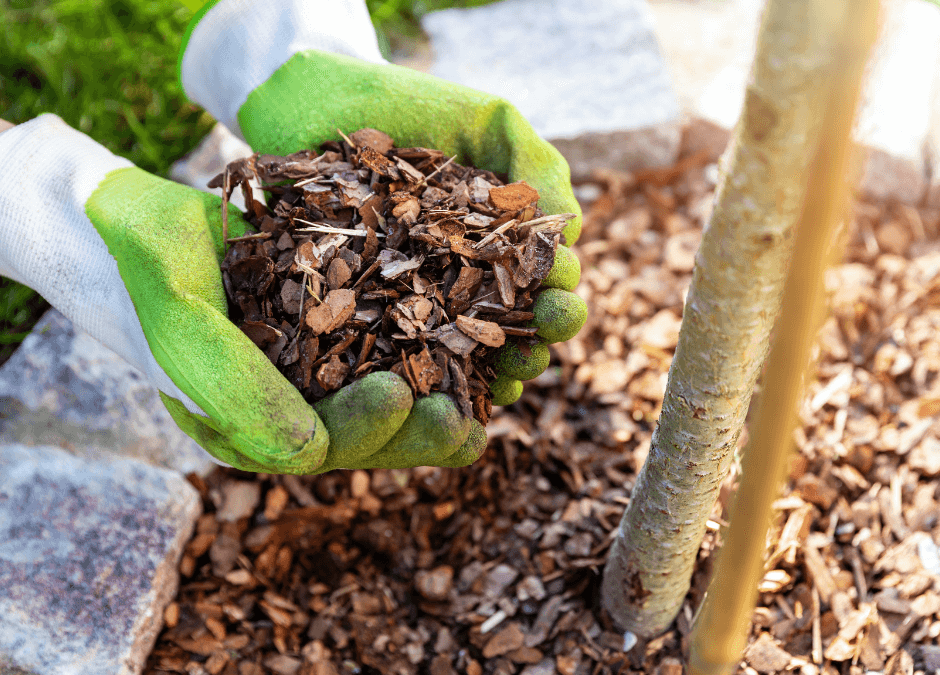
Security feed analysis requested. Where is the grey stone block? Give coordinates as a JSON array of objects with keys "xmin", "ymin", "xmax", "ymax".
[
  {"xmin": 858, "ymin": 146, "xmax": 928, "ymax": 205},
  {"xmin": 0, "ymin": 443, "xmax": 201, "ymax": 675},
  {"xmin": 551, "ymin": 125, "xmax": 682, "ymax": 178},
  {"xmin": 0, "ymin": 310, "xmax": 215, "ymax": 476},
  {"xmin": 422, "ymin": 0, "xmax": 681, "ymax": 176},
  {"xmin": 649, "ymin": 0, "xmax": 940, "ymax": 205}
]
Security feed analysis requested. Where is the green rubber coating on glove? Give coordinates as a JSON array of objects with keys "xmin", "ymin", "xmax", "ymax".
[
  {"xmin": 86, "ymin": 167, "xmax": 328, "ymax": 474},
  {"xmin": 543, "ymin": 245, "xmax": 580, "ymax": 291},
  {"xmin": 490, "ymin": 374, "xmax": 523, "ymax": 407},
  {"xmin": 313, "ymin": 371, "xmax": 412, "ymax": 472},
  {"xmin": 361, "ymin": 393, "xmax": 472, "ymax": 470},
  {"xmin": 236, "ymin": 49, "xmax": 582, "ymax": 245},
  {"xmin": 161, "ymin": 392, "xmax": 271, "ymax": 473},
  {"xmin": 438, "ymin": 421, "xmax": 487, "ymax": 468},
  {"xmin": 496, "ymin": 340, "xmax": 550, "ymax": 381},
  {"xmin": 533, "ymin": 288, "xmax": 588, "ymax": 344}
]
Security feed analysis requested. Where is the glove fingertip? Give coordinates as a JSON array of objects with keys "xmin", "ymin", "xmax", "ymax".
[
  {"xmin": 438, "ymin": 421, "xmax": 487, "ymax": 468},
  {"xmin": 543, "ymin": 245, "xmax": 581, "ymax": 291},
  {"xmin": 363, "ymin": 393, "xmax": 471, "ymax": 469},
  {"xmin": 562, "ymin": 217, "xmax": 582, "ymax": 247},
  {"xmin": 490, "ymin": 374, "xmax": 523, "ymax": 406},
  {"xmin": 315, "ymin": 371, "xmax": 413, "ymax": 470},
  {"xmin": 532, "ymin": 288, "xmax": 588, "ymax": 344},
  {"xmin": 496, "ymin": 339, "xmax": 551, "ymax": 381}
]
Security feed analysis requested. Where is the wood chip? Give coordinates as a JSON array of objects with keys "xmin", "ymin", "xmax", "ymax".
[
  {"xmin": 305, "ymin": 289, "xmax": 356, "ymax": 335},
  {"xmin": 803, "ymin": 543, "xmax": 838, "ymax": 604},
  {"xmin": 483, "ymin": 623, "xmax": 526, "ymax": 658},
  {"xmin": 488, "ymin": 181, "xmax": 539, "ymax": 211},
  {"xmin": 456, "ymin": 315, "xmax": 506, "ymax": 348},
  {"xmin": 744, "ymin": 633, "xmax": 793, "ymax": 673}
]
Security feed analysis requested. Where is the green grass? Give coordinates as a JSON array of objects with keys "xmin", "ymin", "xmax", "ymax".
[
  {"xmin": 1, "ymin": 0, "xmax": 215, "ymax": 362},
  {"xmin": 1, "ymin": 0, "xmax": 214, "ymax": 176},
  {"xmin": 0, "ymin": 0, "xmax": 496, "ymax": 363}
]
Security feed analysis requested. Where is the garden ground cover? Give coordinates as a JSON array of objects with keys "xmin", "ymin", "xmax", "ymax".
[{"xmin": 145, "ymin": 122, "xmax": 940, "ymax": 675}]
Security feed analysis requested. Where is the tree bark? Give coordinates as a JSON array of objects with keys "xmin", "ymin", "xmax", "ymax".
[
  {"xmin": 601, "ymin": 0, "xmax": 843, "ymax": 637},
  {"xmin": 687, "ymin": 3, "xmax": 880, "ymax": 672}
]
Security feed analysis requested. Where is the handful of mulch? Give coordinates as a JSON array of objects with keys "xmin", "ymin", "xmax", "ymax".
[{"xmin": 211, "ymin": 128, "xmax": 573, "ymax": 426}]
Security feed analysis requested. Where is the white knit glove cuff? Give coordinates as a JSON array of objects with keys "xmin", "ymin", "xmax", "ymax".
[
  {"xmin": 180, "ymin": 0, "xmax": 386, "ymax": 138},
  {"xmin": 0, "ymin": 114, "xmax": 202, "ymax": 414}
]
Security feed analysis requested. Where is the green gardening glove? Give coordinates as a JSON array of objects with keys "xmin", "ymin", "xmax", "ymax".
[
  {"xmin": 235, "ymin": 50, "xmax": 588, "ymax": 406},
  {"xmin": 175, "ymin": 1, "xmax": 587, "ymax": 472},
  {"xmin": 84, "ymin": 164, "xmax": 487, "ymax": 474},
  {"xmin": 0, "ymin": 115, "xmax": 382, "ymax": 474}
]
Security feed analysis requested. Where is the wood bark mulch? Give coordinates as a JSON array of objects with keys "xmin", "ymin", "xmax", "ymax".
[
  {"xmin": 144, "ymin": 123, "xmax": 940, "ymax": 675},
  {"xmin": 214, "ymin": 128, "xmax": 571, "ymax": 426}
]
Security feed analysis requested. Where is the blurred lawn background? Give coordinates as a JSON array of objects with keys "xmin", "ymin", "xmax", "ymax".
[{"xmin": 0, "ymin": 0, "xmax": 493, "ymax": 363}]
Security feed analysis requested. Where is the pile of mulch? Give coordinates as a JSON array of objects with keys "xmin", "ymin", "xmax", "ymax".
[
  {"xmin": 215, "ymin": 128, "xmax": 570, "ymax": 425},
  {"xmin": 144, "ymin": 122, "xmax": 940, "ymax": 675}
]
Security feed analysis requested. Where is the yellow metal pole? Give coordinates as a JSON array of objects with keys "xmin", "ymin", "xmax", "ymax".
[{"xmin": 687, "ymin": 1, "xmax": 881, "ymax": 674}]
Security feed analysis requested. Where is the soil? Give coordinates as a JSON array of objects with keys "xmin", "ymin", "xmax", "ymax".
[{"xmin": 144, "ymin": 122, "xmax": 940, "ymax": 675}]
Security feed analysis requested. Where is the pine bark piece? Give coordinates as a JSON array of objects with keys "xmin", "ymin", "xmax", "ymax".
[
  {"xmin": 240, "ymin": 320, "xmax": 282, "ymax": 351},
  {"xmin": 394, "ymin": 157, "xmax": 425, "ymax": 183},
  {"xmin": 493, "ymin": 263, "xmax": 516, "ymax": 309},
  {"xmin": 335, "ymin": 177, "xmax": 373, "ymax": 209},
  {"xmin": 316, "ymin": 355, "xmax": 350, "ymax": 391},
  {"xmin": 514, "ymin": 230, "xmax": 558, "ymax": 288},
  {"xmin": 391, "ymin": 197, "xmax": 421, "ymax": 225},
  {"xmin": 295, "ymin": 242, "xmax": 321, "ymax": 272},
  {"xmin": 358, "ymin": 195, "xmax": 385, "ymax": 232},
  {"xmin": 489, "ymin": 181, "xmax": 539, "ymax": 211},
  {"xmin": 305, "ymin": 290, "xmax": 356, "ymax": 336},
  {"xmin": 228, "ymin": 256, "xmax": 275, "ymax": 295},
  {"xmin": 456, "ymin": 316, "xmax": 506, "ymax": 348},
  {"xmin": 436, "ymin": 324, "xmax": 479, "ymax": 358},
  {"xmin": 299, "ymin": 337, "xmax": 319, "ymax": 388},
  {"xmin": 449, "ymin": 359, "xmax": 473, "ymax": 419},
  {"xmin": 279, "ymin": 279, "xmax": 303, "ymax": 316},
  {"xmin": 501, "ymin": 326, "xmax": 539, "ymax": 338},
  {"xmin": 350, "ymin": 128, "xmax": 394, "ymax": 154},
  {"xmin": 408, "ymin": 348, "xmax": 444, "ymax": 397},
  {"xmin": 326, "ymin": 258, "xmax": 352, "ymax": 290},
  {"xmin": 448, "ymin": 268, "xmax": 485, "ymax": 305},
  {"xmin": 377, "ymin": 250, "xmax": 424, "ymax": 279},
  {"xmin": 358, "ymin": 146, "xmax": 399, "ymax": 177},
  {"xmin": 356, "ymin": 332, "xmax": 377, "ymax": 369}
]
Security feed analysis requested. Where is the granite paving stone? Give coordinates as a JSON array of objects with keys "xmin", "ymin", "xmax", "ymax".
[
  {"xmin": 0, "ymin": 443, "xmax": 201, "ymax": 675},
  {"xmin": 649, "ymin": 0, "xmax": 940, "ymax": 203},
  {"xmin": 0, "ymin": 309, "xmax": 216, "ymax": 476},
  {"xmin": 421, "ymin": 0, "xmax": 682, "ymax": 176}
]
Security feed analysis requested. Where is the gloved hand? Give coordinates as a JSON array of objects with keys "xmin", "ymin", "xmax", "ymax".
[
  {"xmin": 178, "ymin": 0, "xmax": 587, "ymax": 462},
  {"xmin": 89, "ymin": 163, "xmax": 496, "ymax": 473},
  {"xmin": 0, "ymin": 115, "xmax": 486, "ymax": 474}
]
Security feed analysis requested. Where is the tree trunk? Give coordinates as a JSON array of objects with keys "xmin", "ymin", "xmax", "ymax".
[
  {"xmin": 601, "ymin": 0, "xmax": 844, "ymax": 637},
  {"xmin": 687, "ymin": 3, "xmax": 880, "ymax": 672}
]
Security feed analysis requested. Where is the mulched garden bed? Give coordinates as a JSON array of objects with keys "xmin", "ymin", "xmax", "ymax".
[{"xmin": 145, "ymin": 122, "xmax": 940, "ymax": 675}]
